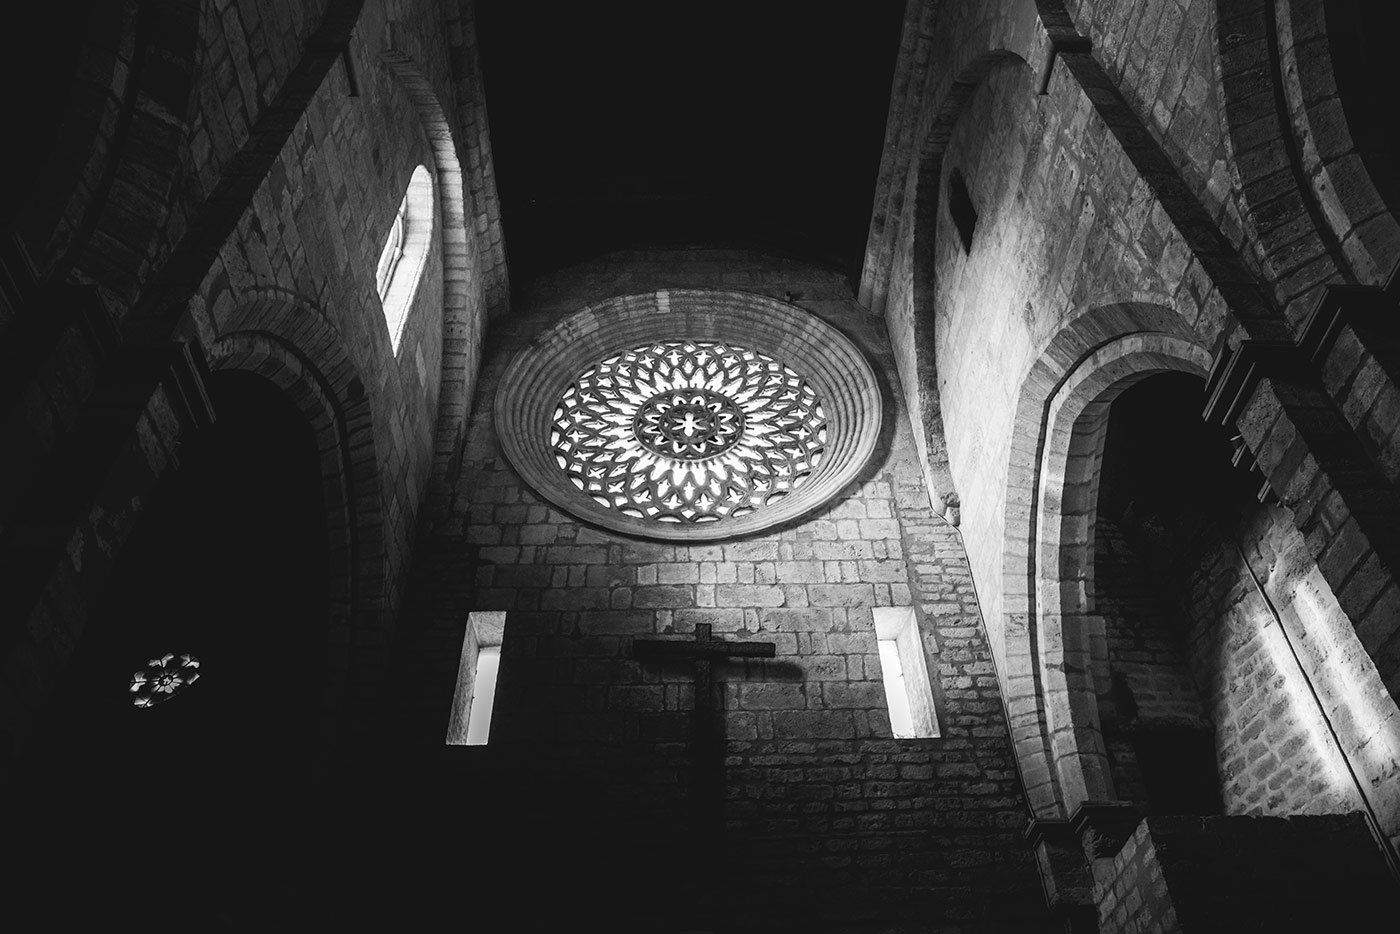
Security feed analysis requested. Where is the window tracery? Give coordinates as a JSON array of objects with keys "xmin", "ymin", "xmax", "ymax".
[
  {"xmin": 493, "ymin": 289, "xmax": 882, "ymax": 542},
  {"xmin": 551, "ymin": 341, "xmax": 828, "ymax": 523}
]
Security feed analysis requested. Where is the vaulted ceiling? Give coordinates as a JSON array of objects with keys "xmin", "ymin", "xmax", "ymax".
[{"xmin": 477, "ymin": 1, "xmax": 905, "ymax": 285}]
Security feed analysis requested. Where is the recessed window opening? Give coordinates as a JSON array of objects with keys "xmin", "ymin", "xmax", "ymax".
[
  {"xmin": 376, "ymin": 164, "xmax": 434, "ymax": 355},
  {"xmin": 446, "ymin": 611, "xmax": 506, "ymax": 746},
  {"xmin": 873, "ymin": 606, "xmax": 939, "ymax": 738},
  {"xmin": 947, "ymin": 167, "xmax": 978, "ymax": 254},
  {"xmin": 464, "ymin": 646, "xmax": 500, "ymax": 744}
]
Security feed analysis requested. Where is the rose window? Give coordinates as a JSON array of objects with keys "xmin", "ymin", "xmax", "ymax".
[
  {"xmin": 494, "ymin": 289, "xmax": 882, "ymax": 541},
  {"xmin": 552, "ymin": 341, "xmax": 828, "ymax": 523}
]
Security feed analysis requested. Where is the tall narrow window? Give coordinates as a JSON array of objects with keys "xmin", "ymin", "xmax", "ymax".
[
  {"xmin": 446, "ymin": 611, "xmax": 506, "ymax": 746},
  {"xmin": 375, "ymin": 164, "xmax": 434, "ymax": 355},
  {"xmin": 872, "ymin": 607, "xmax": 939, "ymax": 738},
  {"xmin": 947, "ymin": 167, "xmax": 977, "ymax": 254}
]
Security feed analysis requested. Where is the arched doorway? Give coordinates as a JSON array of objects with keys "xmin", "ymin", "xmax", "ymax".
[
  {"xmin": 10, "ymin": 370, "xmax": 330, "ymax": 927},
  {"xmin": 1092, "ymin": 371, "xmax": 1254, "ymax": 815}
]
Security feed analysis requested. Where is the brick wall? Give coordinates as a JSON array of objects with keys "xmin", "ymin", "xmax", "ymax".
[{"xmin": 393, "ymin": 250, "xmax": 1050, "ymax": 931}]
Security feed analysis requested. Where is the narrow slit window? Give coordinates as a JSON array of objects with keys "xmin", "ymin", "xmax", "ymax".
[
  {"xmin": 947, "ymin": 167, "xmax": 977, "ymax": 254},
  {"xmin": 375, "ymin": 164, "xmax": 434, "ymax": 355},
  {"xmin": 446, "ymin": 611, "xmax": 506, "ymax": 746},
  {"xmin": 872, "ymin": 607, "xmax": 939, "ymax": 738}
]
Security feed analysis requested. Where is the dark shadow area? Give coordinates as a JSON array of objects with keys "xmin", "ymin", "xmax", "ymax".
[
  {"xmin": 1327, "ymin": 1, "xmax": 1400, "ymax": 216},
  {"xmin": 0, "ymin": 0, "xmax": 102, "ymax": 232},
  {"xmin": 476, "ymin": 0, "xmax": 906, "ymax": 286},
  {"xmin": 6, "ymin": 371, "xmax": 329, "ymax": 929},
  {"xmin": 1098, "ymin": 372, "xmax": 1258, "ymax": 585}
]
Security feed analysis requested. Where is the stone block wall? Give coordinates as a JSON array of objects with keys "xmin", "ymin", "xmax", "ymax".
[
  {"xmin": 922, "ymin": 57, "xmax": 1226, "ymax": 666},
  {"xmin": 190, "ymin": 2, "xmax": 452, "ymax": 614},
  {"xmin": 1065, "ymin": 0, "xmax": 1239, "ymax": 252},
  {"xmin": 393, "ymin": 250, "xmax": 1050, "ymax": 931}
]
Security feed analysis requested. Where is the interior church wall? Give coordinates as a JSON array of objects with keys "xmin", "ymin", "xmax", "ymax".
[
  {"xmin": 920, "ymin": 59, "xmax": 1225, "ymax": 667},
  {"xmin": 869, "ymin": 9, "xmax": 1400, "ymax": 869},
  {"xmin": 0, "ymin": 0, "xmax": 495, "ymax": 770},
  {"xmin": 186, "ymin": 2, "xmax": 452, "ymax": 614},
  {"xmin": 1184, "ymin": 503, "xmax": 1400, "ymax": 853},
  {"xmin": 393, "ymin": 249, "xmax": 1051, "ymax": 930}
]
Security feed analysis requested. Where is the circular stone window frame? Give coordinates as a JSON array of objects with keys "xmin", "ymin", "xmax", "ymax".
[{"xmin": 495, "ymin": 289, "xmax": 883, "ymax": 541}]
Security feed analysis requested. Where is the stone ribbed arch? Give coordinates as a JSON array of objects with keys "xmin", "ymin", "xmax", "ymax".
[
  {"xmin": 1000, "ymin": 300, "xmax": 1201, "ymax": 818},
  {"xmin": 208, "ymin": 296, "xmax": 386, "ymax": 739},
  {"xmin": 1215, "ymin": 0, "xmax": 1398, "ymax": 303},
  {"xmin": 379, "ymin": 48, "xmax": 486, "ymax": 522}
]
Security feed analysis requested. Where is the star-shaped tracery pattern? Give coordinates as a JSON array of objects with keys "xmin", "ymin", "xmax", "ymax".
[{"xmin": 551, "ymin": 340, "xmax": 828, "ymax": 523}]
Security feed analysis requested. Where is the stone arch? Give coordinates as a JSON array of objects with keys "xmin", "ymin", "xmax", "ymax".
[
  {"xmin": 1214, "ymin": 0, "xmax": 1399, "ymax": 300},
  {"xmin": 207, "ymin": 296, "xmax": 387, "ymax": 738},
  {"xmin": 379, "ymin": 48, "xmax": 485, "ymax": 523},
  {"xmin": 1032, "ymin": 333, "xmax": 1213, "ymax": 814},
  {"xmin": 1000, "ymin": 300, "xmax": 1201, "ymax": 818},
  {"xmin": 901, "ymin": 49, "xmax": 1030, "ymax": 520}
]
